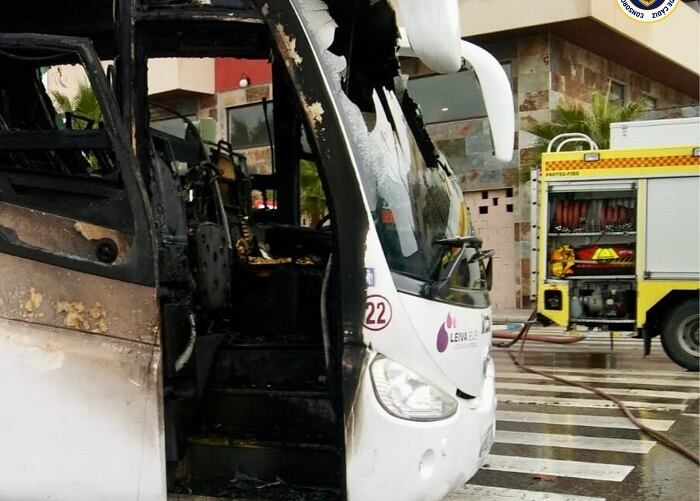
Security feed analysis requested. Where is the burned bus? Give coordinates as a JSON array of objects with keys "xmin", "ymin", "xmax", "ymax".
[{"xmin": 0, "ymin": 0, "xmax": 513, "ymax": 499}]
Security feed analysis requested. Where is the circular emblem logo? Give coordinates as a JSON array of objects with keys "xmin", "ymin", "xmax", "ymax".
[
  {"xmin": 363, "ymin": 295, "xmax": 392, "ymax": 331},
  {"xmin": 614, "ymin": 0, "xmax": 679, "ymax": 23}
]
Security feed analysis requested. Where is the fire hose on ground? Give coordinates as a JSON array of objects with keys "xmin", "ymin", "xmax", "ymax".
[{"xmin": 492, "ymin": 310, "xmax": 700, "ymax": 465}]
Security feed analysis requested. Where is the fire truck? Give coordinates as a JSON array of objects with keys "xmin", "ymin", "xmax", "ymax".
[{"xmin": 533, "ymin": 118, "xmax": 700, "ymax": 371}]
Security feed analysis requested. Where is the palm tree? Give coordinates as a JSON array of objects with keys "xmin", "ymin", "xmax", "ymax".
[
  {"xmin": 51, "ymin": 83, "xmax": 102, "ymax": 129},
  {"xmin": 51, "ymin": 84, "xmax": 104, "ymax": 171},
  {"xmin": 300, "ymin": 159, "xmax": 327, "ymax": 227},
  {"xmin": 519, "ymin": 91, "xmax": 646, "ymax": 182}
]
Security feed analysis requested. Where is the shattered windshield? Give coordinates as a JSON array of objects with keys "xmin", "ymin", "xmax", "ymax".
[
  {"xmin": 291, "ymin": 0, "xmax": 473, "ymax": 284},
  {"xmin": 362, "ymin": 88, "xmax": 470, "ymax": 280}
]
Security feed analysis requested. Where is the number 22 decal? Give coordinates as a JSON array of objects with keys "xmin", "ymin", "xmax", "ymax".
[{"xmin": 363, "ymin": 295, "xmax": 392, "ymax": 331}]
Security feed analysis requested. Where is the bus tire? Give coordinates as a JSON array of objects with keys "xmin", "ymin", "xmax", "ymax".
[{"xmin": 660, "ymin": 299, "xmax": 699, "ymax": 371}]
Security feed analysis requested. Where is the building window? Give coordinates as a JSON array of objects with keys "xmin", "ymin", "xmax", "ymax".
[
  {"xmin": 609, "ymin": 81, "xmax": 626, "ymax": 108},
  {"xmin": 151, "ymin": 115, "xmax": 198, "ymax": 138},
  {"xmin": 407, "ymin": 63, "xmax": 512, "ymax": 124},
  {"xmin": 227, "ymin": 101, "xmax": 274, "ymax": 149},
  {"xmin": 642, "ymin": 94, "xmax": 657, "ymax": 111}
]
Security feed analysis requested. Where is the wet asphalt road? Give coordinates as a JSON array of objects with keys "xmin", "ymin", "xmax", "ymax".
[{"xmin": 451, "ymin": 329, "xmax": 700, "ymax": 501}]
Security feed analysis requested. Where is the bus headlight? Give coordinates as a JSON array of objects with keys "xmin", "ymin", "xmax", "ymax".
[{"xmin": 370, "ymin": 355, "xmax": 458, "ymax": 421}]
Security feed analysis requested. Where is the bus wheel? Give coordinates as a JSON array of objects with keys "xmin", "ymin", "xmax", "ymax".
[{"xmin": 660, "ymin": 299, "xmax": 699, "ymax": 371}]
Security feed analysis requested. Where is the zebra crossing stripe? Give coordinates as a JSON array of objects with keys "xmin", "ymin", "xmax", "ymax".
[
  {"xmin": 551, "ymin": 342, "xmax": 652, "ymax": 347},
  {"xmin": 491, "ymin": 335, "xmax": 649, "ymax": 340},
  {"xmin": 493, "ymin": 347, "xmax": 647, "ymax": 353},
  {"xmin": 491, "ymin": 340, "xmax": 648, "ymax": 345},
  {"xmin": 515, "ymin": 366, "xmax": 699, "ymax": 379},
  {"xmin": 495, "ymin": 382, "xmax": 698, "ymax": 400},
  {"xmin": 473, "ymin": 349, "xmax": 689, "ymax": 501},
  {"xmin": 495, "ymin": 372, "xmax": 700, "ymax": 388},
  {"xmin": 497, "ymin": 393, "xmax": 686, "ymax": 411},
  {"xmin": 495, "ymin": 430, "xmax": 655, "ymax": 454},
  {"xmin": 497, "ymin": 409, "xmax": 674, "ymax": 431},
  {"xmin": 448, "ymin": 484, "xmax": 605, "ymax": 500},
  {"xmin": 483, "ymin": 455, "xmax": 634, "ymax": 482}
]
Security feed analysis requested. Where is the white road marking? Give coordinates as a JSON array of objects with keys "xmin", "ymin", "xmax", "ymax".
[
  {"xmin": 492, "ymin": 340, "xmax": 649, "ymax": 345},
  {"xmin": 530, "ymin": 339, "xmax": 643, "ymax": 343},
  {"xmin": 492, "ymin": 341, "xmax": 655, "ymax": 348},
  {"xmin": 491, "ymin": 347, "xmax": 644, "ymax": 356},
  {"xmin": 493, "ymin": 347, "xmax": 647, "ymax": 353},
  {"xmin": 496, "ymin": 410, "xmax": 675, "ymax": 431},
  {"xmin": 515, "ymin": 366, "xmax": 700, "ymax": 379},
  {"xmin": 448, "ymin": 485, "xmax": 606, "ymax": 501},
  {"xmin": 496, "ymin": 382, "xmax": 698, "ymax": 400},
  {"xmin": 495, "ymin": 372, "xmax": 700, "ymax": 389},
  {"xmin": 497, "ymin": 394, "xmax": 686, "ymax": 411},
  {"xmin": 495, "ymin": 430, "xmax": 656, "ymax": 454},
  {"xmin": 483, "ymin": 455, "xmax": 634, "ymax": 482},
  {"xmin": 492, "ymin": 335, "xmax": 651, "ymax": 341},
  {"xmin": 478, "ymin": 345, "xmax": 688, "ymax": 499},
  {"xmin": 496, "ymin": 411, "xmax": 675, "ymax": 431}
]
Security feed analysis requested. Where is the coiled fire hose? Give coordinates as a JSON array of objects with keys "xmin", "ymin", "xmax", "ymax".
[{"xmin": 493, "ymin": 311, "xmax": 700, "ymax": 465}]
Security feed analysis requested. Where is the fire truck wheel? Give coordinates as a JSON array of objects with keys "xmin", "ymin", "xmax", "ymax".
[{"xmin": 660, "ymin": 299, "xmax": 699, "ymax": 371}]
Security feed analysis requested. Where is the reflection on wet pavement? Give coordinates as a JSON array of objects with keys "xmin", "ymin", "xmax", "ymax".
[{"xmin": 452, "ymin": 333, "xmax": 700, "ymax": 501}]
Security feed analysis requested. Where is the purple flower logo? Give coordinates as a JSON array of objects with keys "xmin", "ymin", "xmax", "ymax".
[{"xmin": 436, "ymin": 313, "xmax": 455, "ymax": 353}]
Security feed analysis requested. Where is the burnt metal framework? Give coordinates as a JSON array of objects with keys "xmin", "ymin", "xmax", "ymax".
[
  {"xmin": 114, "ymin": 0, "xmax": 369, "ymax": 353},
  {"xmin": 253, "ymin": 6, "xmax": 372, "ymax": 490},
  {"xmin": 248, "ymin": 0, "xmax": 369, "ymax": 343},
  {"xmin": 0, "ymin": 33, "xmax": 156, "ymax": 286},
  {"xmin": 114, "ymin": 0, "xmax": 369, "ymax": 493}
]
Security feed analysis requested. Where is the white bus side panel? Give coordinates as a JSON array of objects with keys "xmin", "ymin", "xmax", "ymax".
[{"xmin": 0, "ymin": 317, "xmax": 165, "ymax": 501}]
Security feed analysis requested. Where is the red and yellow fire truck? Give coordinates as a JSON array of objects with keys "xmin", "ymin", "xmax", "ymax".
[{"xmin": 533, "ymin": 119, "xmax": 700, "ymax": 370}]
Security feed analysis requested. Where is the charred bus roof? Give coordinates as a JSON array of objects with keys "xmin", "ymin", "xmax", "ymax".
[
  {"xmin": 0, "ymin": 0, "xmax": 268, "ymax": 58},
  {"xmin": 0, "ymin": 0, "xmax": 402, "ymax": 68}
]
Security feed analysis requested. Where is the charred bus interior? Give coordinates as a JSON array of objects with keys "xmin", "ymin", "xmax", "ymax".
[
  {"xmin": 153, "ymin": 70, "xmax": 342, "ymax": 499},
  {"xmin": 142, "ymin": 6, "xmax": 345, "ymax": 499},
  {"xmin": 0, "ymin": 0, "xmax": 421, "ymax": 498},
  {"xmin": 1, "ymin": 2, "xmax": 341, "ymax": 499}
]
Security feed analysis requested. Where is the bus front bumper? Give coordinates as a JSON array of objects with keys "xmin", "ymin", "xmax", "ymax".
[{"xmin": 346, "ymin": 357, "xmax": 496, "ymax": 501}]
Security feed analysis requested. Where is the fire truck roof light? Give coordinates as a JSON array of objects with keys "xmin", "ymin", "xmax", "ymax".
[{"xmin": 584, "ymin": 152, "xmax": 600, "ymax": 162}]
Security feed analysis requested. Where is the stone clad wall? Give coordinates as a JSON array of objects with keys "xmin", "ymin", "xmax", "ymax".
[
  {"xmin": 517, "ymin": 34, "xmax": 552, "ymax": 157},
  {"xmin": 513, "ymin": 34, "xmax": 551, "ymax": 308},
  {"xmin": 428, "ymin": 118, "xmax": 518, "ymax": 191},
  {"xmin": 549, "ymin": 35, "xmax": 696, "ymax": 109}
]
